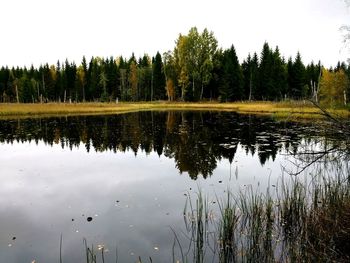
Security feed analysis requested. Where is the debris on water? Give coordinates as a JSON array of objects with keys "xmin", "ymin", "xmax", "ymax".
[
  {"xmin": 116, "ymin": 200, "xmax": 120, "ymax": 203},
  {"xmin": 129, "ymin": 225, "xmax": 133, "ymax": 228},
  {"xmin": 189, "ymin": 188, "xmax": 192, "ymax": 190},
  {"xmin": 75, "ymin": 230, "xmax": 79, "ymax": 233},
  {"xmin": 94, "ymin": 214, "xmax": 99, "ymax": 217},
  {"xmin": 87, "ymin": 217, "xmax": 93, "ymax": 222},
  {"xmin": 218, "ymin": 180, "xmax": 222, "ymax": 183},
  {"xmin": 154, "ymin": 246, "xmax": 159, "ymax": 250},
  {"xmin": 71, "ymin": 218, "xmax": 74, "ymax": 221},
  {"xmin": 272, "ymin": 185, "xmax": 276, "ymax": 187},
  {"xmin": 166, "ymin": 213, "xmax": 170, "ymax": 215},
  {"xmin": 12, "ymin": 237, "xmax": 16, "ymax": 240},
  {"xmin": 8, "ymin": 244, "xmax": 12, "ymax": 247}
]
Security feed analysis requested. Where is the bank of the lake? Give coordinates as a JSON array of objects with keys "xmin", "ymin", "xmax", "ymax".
[{"xmin": 0, "ymin": 101, "xmax": 349, "ymax": 120}]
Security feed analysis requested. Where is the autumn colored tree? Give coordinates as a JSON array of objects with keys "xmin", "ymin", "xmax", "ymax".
[
  {"xmin": 166, "ymin": 79, "xmax": 175, "ymax": 101},
  {"xmin": 129, "ymin": 61, "xmax": 138, "ymax": 101},
  {"xmin": 174, "ymin": 27, "xmax": 217, "ymax": 101},
  {"xmin": 319, "ymin": 68, "xmax": 349, "ymax": 106}
]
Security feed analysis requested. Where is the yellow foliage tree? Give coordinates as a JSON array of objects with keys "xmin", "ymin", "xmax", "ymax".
[
  {"xmin": 319, "ymin": 68, "xmax": 349, "ymax": 106},
  {"xmin": 129, "ymin": 61, "xmax": 138, "ymax": 101},
  {"xmin": 166, "ymin": 78, "xmax": 175, "ymax": 101}
]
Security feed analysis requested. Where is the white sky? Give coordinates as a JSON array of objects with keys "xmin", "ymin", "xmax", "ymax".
[{"xmin": 0, "ymin": 0, "xmax": 349, "ymax": 68}]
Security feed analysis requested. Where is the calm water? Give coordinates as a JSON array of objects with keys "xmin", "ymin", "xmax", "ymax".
[{"xmin": 0, "ymin": 111, "xmax": 338, "ymax": 262}]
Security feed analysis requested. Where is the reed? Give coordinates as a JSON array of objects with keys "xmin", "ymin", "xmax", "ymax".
[{"xmin": 180, "ymin": 169, "xmax": 350, "ymax": 262}]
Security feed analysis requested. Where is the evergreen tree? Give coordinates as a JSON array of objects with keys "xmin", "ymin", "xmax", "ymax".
[
  {"xmin": 289, "ymin": 52, "xmax": 306, "ymax": 99},
  {"xmin": 207, "ymin": 49, "xmax": 224, "ymax": 100},
  {"xmin": 242, "ymin": 52, "xmax": 259, "ymax": 100},
  {"xmin": 153, "ymin": 52, "xmax": 166, "ymax": 100},
  {"xmin": 257, "ymin": 42, "xmax": 274, "ymax": 100},
  {"xmin": 219, "ymin": 45, "xmax": 243, "ymax": 101},
  {"xmin": 271, "ymin": 47, "xmax": 287, "ymax": 100}
]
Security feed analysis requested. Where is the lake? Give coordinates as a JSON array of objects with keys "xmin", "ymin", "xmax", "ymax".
[{"xmin": 0, "ymin": 111, "xmax": 342, "ymax": 262}]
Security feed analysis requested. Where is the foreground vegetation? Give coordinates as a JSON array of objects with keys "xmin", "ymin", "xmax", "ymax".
[
  {"xmin": 0, "ymin": 101, "xmax": 349, "ymax": 120},
  {"xmin": 176, "ymin": 169, "xmax": 350, "ymax": 262},
  {"xmin": 73, "ymin": 167, "xmax": 350, "ymax": 263}
]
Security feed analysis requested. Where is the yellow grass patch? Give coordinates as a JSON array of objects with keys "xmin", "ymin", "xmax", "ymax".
[{"xmin": 0, "ymin": 101, "xmax": 348, "ymax": 120}]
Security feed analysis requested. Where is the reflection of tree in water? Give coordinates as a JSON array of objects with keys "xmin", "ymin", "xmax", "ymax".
[{"xmin": 0, "ymin": 111, "xmax": 325, "ymax": 179}]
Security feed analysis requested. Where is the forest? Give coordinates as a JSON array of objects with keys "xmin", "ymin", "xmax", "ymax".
[{"xmin": 0, "ymin": 27, "xmax": 348, "ymax": 106}]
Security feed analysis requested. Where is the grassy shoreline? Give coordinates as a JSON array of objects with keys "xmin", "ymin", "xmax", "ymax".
[{"xmin": 0, "ymin": 101, "xmax": 349, "ymax": 120}]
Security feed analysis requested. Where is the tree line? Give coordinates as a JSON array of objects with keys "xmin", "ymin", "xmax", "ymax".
[{"xmin": 0, "ymin": 27, "xmax": 349, "ymax": 105}]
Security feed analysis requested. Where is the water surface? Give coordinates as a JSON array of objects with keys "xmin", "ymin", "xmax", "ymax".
[{"xmin": 0, "ymin": 111, "xmax": 336, "ymax": 262}]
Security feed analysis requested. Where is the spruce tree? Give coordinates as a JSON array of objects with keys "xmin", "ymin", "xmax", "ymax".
[
  {"xmin": 257, "ymin": 42, "xmax": 274, "ymax": 100},
  {"xmin": 242, "ymin": 52, "xmax": 259, "ymax": 100},
  {"xmin": 271, "ymin": 47, "xmax": 287, "ymax": 100},
  {"xmin": 289, "ymin": 52, "xmax": 306, "ymax": 99},
  {"xmin": 153, "ymin": 52, "xmax": 166, "ymax": 100},
  {"xmin": 219, "ymin": 45, "xmax": 243, "ymax": 101}
]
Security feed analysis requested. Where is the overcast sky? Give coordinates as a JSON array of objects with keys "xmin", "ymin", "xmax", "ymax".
[{"xmin": 0, "ymin": 0, "xmax": 349, "ymax": 67}]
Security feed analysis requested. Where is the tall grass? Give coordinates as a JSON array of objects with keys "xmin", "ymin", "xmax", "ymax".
[{"xmin": 178, "ymin": 169, "xmax": 350, "ymax": 262}]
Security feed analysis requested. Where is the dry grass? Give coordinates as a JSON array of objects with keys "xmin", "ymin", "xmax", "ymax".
[{"xmin": 0, "ymin": 101, "xmax": 349, "ymax": 120}]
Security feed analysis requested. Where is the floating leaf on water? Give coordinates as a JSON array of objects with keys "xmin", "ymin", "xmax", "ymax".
[
  {"xmin": 97, "ymin": 244, "xmax": 105, "ymax": 250},
  {"xmin": 87, "ymin": 217, "xmax": 93, "ymax": 222}
]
